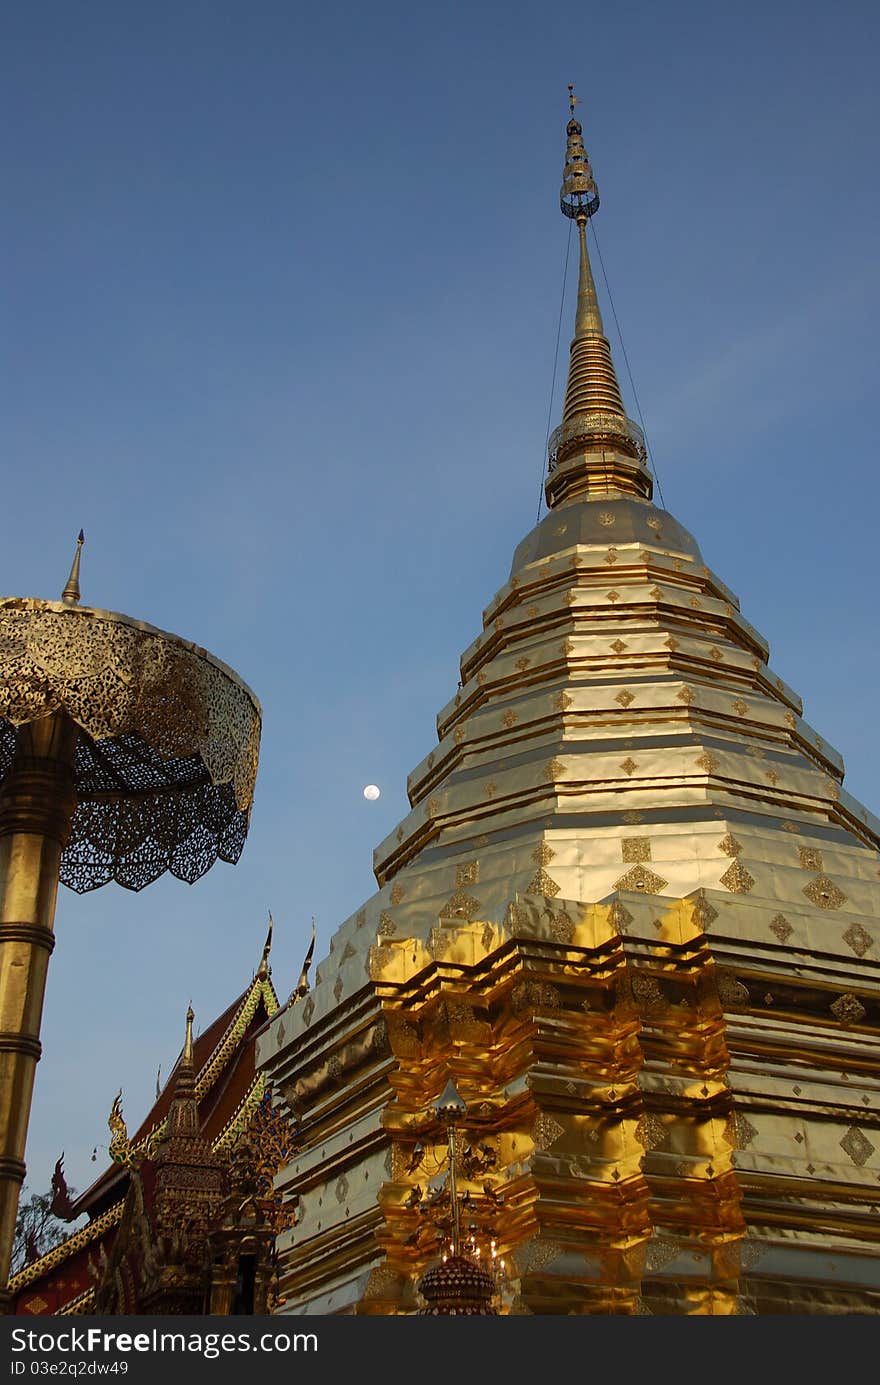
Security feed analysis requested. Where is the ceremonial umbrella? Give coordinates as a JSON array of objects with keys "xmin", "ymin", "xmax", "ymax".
[{"xmin": 0, "ymin": 537, "xmax": 261, "ymax": 1298}]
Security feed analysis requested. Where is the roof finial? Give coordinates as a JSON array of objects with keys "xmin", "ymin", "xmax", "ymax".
[
  {"xmin": 258, "ymin": 910, "xmax": 274, "ymax": 978},
  {"xmin": 61, "ymin": 530, "xmax": 85, "ymax": 606},
  {"xmin": 165, "ymin": 1003, "xmax": 198, "ymax": 1139},
  {"xmin": 568, "ymin": 82, "xmax": 578, "ymax": 117},
  {"xmin": 108, "ymin": 1090, "xmax": 131, "ymax": 1164},
  {"xmin": 289, "ymin": 918, "xmax": 316, "ymax": 1004}
]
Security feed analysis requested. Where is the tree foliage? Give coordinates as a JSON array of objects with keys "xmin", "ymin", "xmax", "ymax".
[{"xmin": 12, "ymin": 1186, "xmax": 75, "ymax": 1276}]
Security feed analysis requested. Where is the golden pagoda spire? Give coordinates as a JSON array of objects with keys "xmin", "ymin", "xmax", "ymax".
[
  {"xmin": 60, "ymin": 530, "xmax": 84, "ymax": 606},
  {"xmin": 546, "ymin": 90, "xmax": 652, "ymax": 508}
]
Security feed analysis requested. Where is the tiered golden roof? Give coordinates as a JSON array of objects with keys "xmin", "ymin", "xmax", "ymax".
[{"xmin": 259, "ymin": 96, "xmax": 880, "ymax": 1316}]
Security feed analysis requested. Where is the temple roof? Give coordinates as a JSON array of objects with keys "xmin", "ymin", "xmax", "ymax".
[
  {"xmin": 72, "ymin": 970, "xmax": 278, "ymax": 1218},
  {"xmin": 9, "ymin": 938, "xmax": 279, "ymax": 1307}
]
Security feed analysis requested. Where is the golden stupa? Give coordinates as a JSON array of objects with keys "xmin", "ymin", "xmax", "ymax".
[{"xmin": 257, "ymin": 95, "xmax": 880, "ymax": 1315}]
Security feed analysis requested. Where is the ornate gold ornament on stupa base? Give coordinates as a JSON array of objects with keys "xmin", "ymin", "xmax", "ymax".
[
  {"xmin": 0, "ymin": 535, "xmax": 261, "ymax": 1302},
  {"xmin": 259, "ymin": 93, "xmax": 880, "ymax": 1315}
]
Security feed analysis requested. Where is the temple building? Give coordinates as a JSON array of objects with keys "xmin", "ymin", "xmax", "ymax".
[
  {"xmin": 257, "ymin": 100, "xmax": 880, "ymax": 1314},
  {"xmin": 10, "ymin": 926, "xmax": 296, "ymax": 1315}
]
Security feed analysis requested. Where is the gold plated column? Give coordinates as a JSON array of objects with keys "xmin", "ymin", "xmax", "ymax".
[{"xmin": 0, "ymin": 712, "xmax": 78, "ymax": 1303}]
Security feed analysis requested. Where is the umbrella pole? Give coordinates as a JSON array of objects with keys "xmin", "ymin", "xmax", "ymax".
[{"xmin": 0, "ymin": 712, "xmax": 77, "ymax": 1307}]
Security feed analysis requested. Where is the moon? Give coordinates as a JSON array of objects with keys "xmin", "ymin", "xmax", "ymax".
[{"xmin": 363, "ymin": 784, "xmax": 381, "ymax": 801}]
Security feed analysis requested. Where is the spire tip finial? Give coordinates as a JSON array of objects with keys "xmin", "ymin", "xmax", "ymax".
[
  {"xmin": 258, "ymin": 910, "xmax": 274, "ymax": 978},
  {"xmin": 183, "ymin": 1003, "xmax": 195, "ymax": 1066},
  {"xmin": 560, "ymin": 92, "xmax": 598, "ymax": 222},
  {"xmin": 61, "ymin": 530, "xmax": 85, "ymax": 606}
]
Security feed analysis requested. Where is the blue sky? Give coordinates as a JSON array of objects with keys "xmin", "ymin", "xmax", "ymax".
[{"xmin": 3, "ymin": 0, "xmax": 878, "ymax": 1200}]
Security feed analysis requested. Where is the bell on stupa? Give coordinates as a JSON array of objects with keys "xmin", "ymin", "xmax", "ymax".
[{"xmin": 258, "ymin": 92, "xmax": 879, "ymax": 1316}]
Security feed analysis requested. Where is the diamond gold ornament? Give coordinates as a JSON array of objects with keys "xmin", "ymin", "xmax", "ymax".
[
  {"xmin": 718, "ymin": 834, "xmax": 742, "ymax": 857},
  {"xmin": 720, "ymin": 861, "xmax": 754, "ymax": 894},
  {"xmin": 614, "ymin": 864, "xmax": 668, "ymax": 894},
  {"xmin": 455, "ymin": 860, "xmax": 479, "ymax": 887},
  {"xmin": 840, "ymin": 1126, "xmax": 874, "ymax": 1168},
  {"xmin": 528, "ymin": 867, "xmax": 561, "ymax": 898},
  {"xmin": 532, "ymin": 1112, "xmax": 565, "ymax": 1150},
  {"xmin": 842, "ymin": 923, "xmax": 874, "ymax": 958},
  {"xmin": 439, "ymin": 890, "xmax": 481, "ymax": 921},
  {"xmin": 797, "ymin": 847, "xmax": 823, "ymax": 870},
  {"xmin": 830, "ymin": 993, "xmax": 866, "ymax": 1025},
  {"xmin": 803, "ymin": 875, "xmax": 846, "ymax": 910}
]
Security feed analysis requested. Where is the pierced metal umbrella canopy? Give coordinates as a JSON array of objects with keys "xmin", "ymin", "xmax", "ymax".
[
  {"xmin": 0, "ymin": 536, "xmax": 261, "ymax": 1302},
  {"xmin": 0, "ymin": 598, "xmax": 260, "ymax": 892}
]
